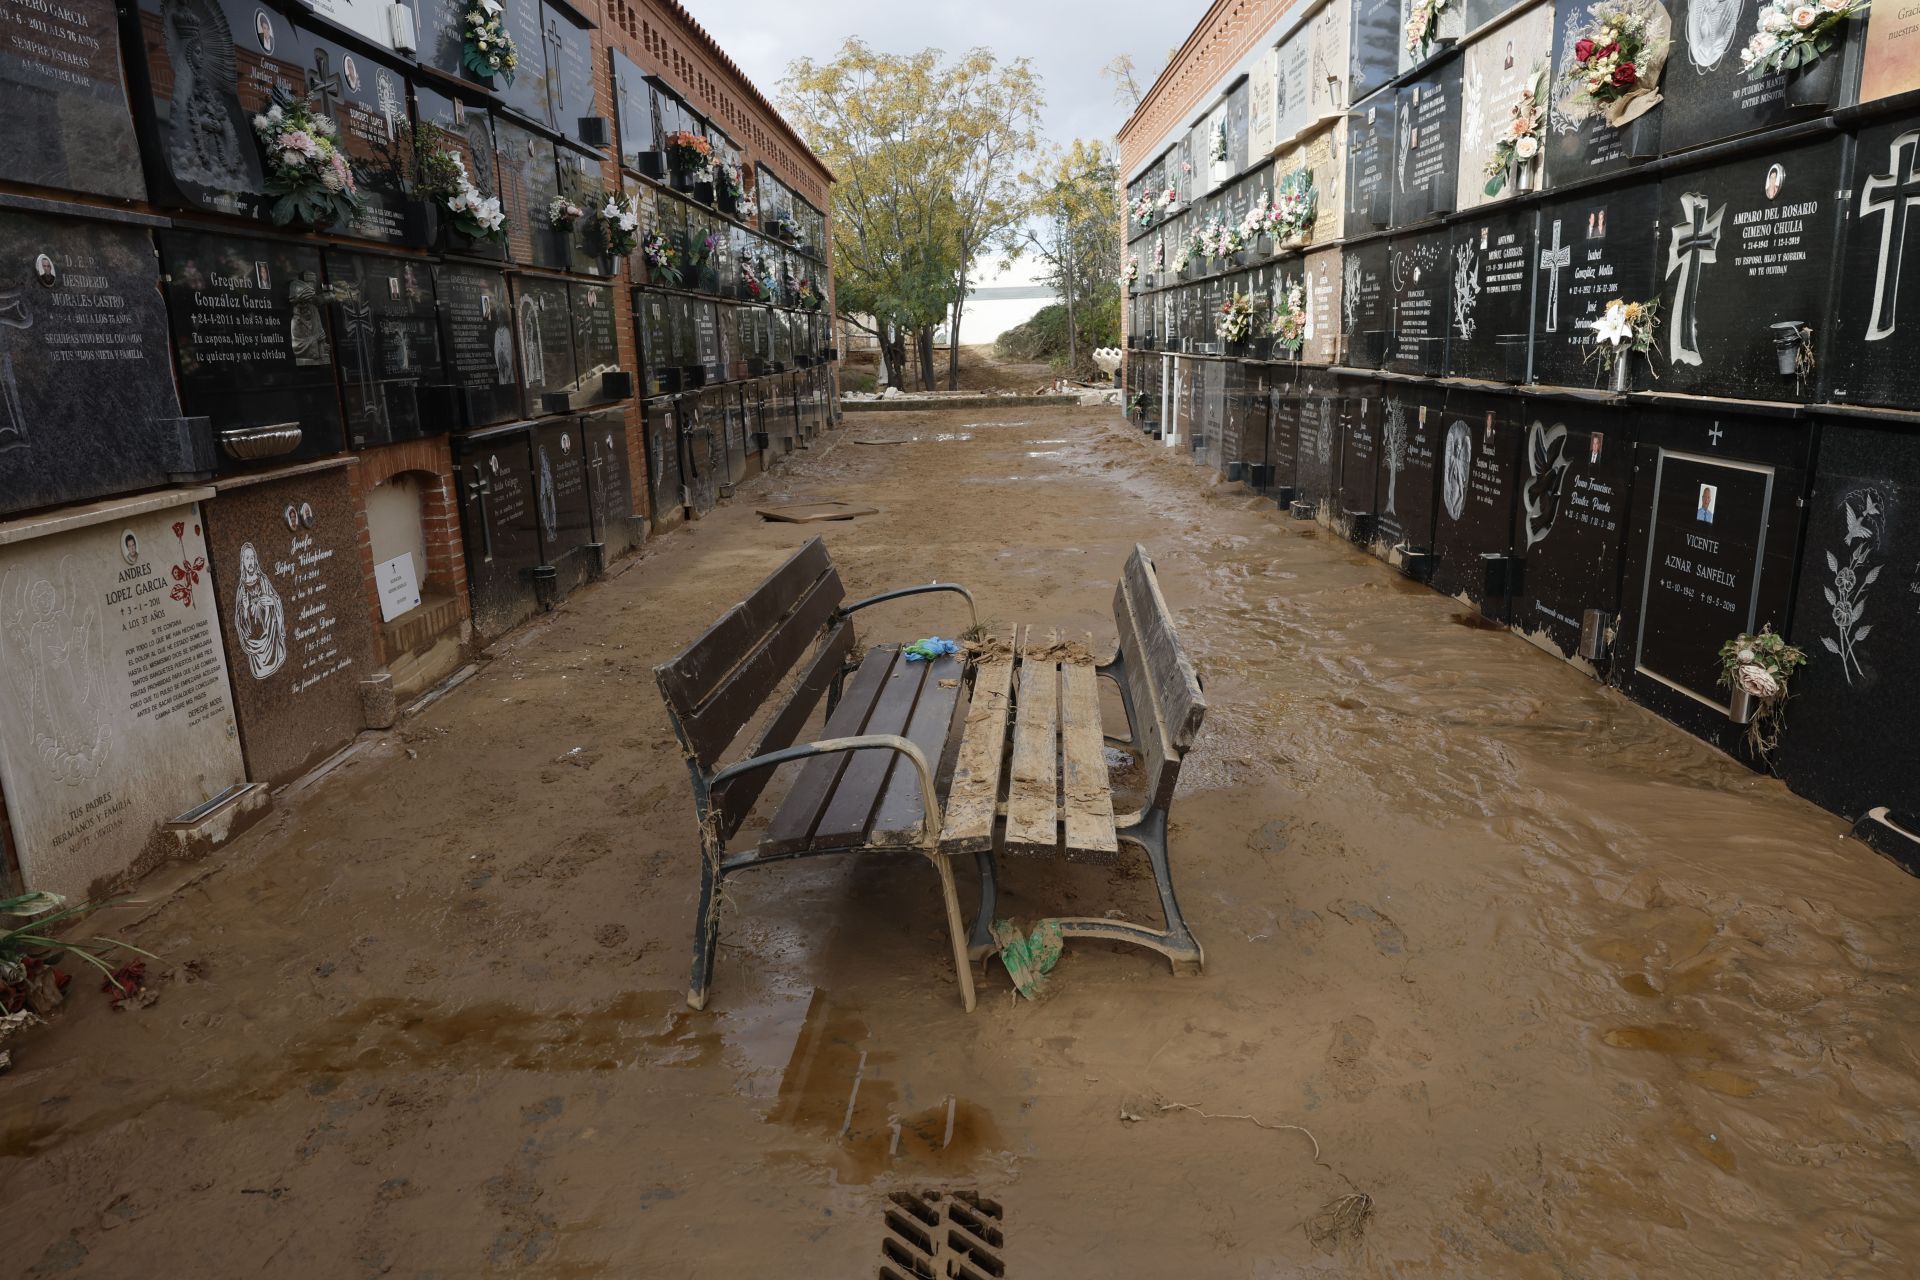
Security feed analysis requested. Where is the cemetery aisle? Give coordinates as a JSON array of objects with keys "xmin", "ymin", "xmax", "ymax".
[{"xmin": 3, "ymin": 405, "xmax": 1918, "ymax": 1275}]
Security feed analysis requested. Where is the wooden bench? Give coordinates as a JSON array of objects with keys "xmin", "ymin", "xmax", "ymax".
[
  {"xmin": 941, "ymin": 545, "xmax": 1208, "ymax": 974},
  {"xmin": 654, "ymin": 538, "xmax": 981, "ymax": 1011}
]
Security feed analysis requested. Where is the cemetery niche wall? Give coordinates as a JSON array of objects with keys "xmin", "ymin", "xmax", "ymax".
[{"xmin": 1119, "ymin": 0, "xmax": 1914, "ymax": 843}]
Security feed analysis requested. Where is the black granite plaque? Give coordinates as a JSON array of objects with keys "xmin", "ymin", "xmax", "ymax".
[
  {"xmin": 569, "ymin": 281, "xmax": 620, "ymax": 394},
  {"xmin": 1392, "ymin": 63, "xmax": 1461, "ymax": 225},
  {"xmin": 159, "ymin": 228, "xmax": 346, "ymax": 467},
  {"xmin": 1389, "ymin": 230, "xmax": 1451, "ymax": 374},
  {"xmin": 635, "ymin": 289, "xmax": 676, "ymax": 395},
  {"xmin": 325, "ymin": 249, "xmax": 446, "ymax": 448},
  {"xmin": 541, "ymin": 1, "xmax": 597, "ymax": 148},
  {"xmin": 611, "ymin": 50, "xmax": 659, "ymax": 174},
  {"xmin": 299, "ymin": 29, "xmax": 416, "ymax": 246},
  {"xmin": 1430, "ymin": 392, "xmax": 1522, "ymax": 610},
  {"xmin": 1778, "ymin": 424, "xmax": 1920, "ymax": 820},
  {"xmin": 411, "ymin": 0, "xmax": 476, "ymax": 83},
  {"xmin": 452, "ymin": 423, "xmax": 542, "ymax": 639},
  {"xmin": 581, "ymin": 408, "xmax": 636, "ymax": 558},
  {"xmin": 514, "ymin": 274, "xmax": 575, "ymax": 417},
  {"xmin": 129, "ymin": 0, "xmax": 301, "ymax": 216},
  {"xmin": 1351, "ymin": 0, "xmax": 1403, "ymax": 104},
  {"xmin": 1510, "ymin": 401, "xmax": 1634, "ymax": 657},
  {"xmin": 1465, "ymin": 0, "xmax": 1528, "ymax": 30},
  {"xmin": 1661, "ymin": 0, "xmax": 1808, "ymax": 153},
  {"xmin": 1227, "ymin": 77, "xmax": 1251, "ymax": 174},
  {"xmin": 2, "ymin": 0, "xmax": 144, "ymax": 199},
  {"xmin": 1655, "ymin": 141, "xmax": 1842, "ymax": 399},
  {"xmin": 1531, "ymin": 183, "xmax": 1660, "ymax": 388},
  {"xmin": 1345, "ymin": 97, "xmax": 1397, "ymax": 238},
  {"xmin": 556, "ymin": 144, "xmax": 609, "ymax": 275},
  {"xmin": 492, "ymin": 0, "xmax": 550, "ymax": 127},
  {"xmin": 1342, "ymin": 238, "xmax": 1393, "ymax": 367},
  {"xmin": 416, "ymin": 86, "xmax": 506, "ymax": 261},
  {"xmin": 531, "ymin": 415, "xmax": 592, "ymax": 595},
  {"xmin": 494, "ymin": 118, "xmax": 564, "ymax": 269},
  {"xmin": 1543, "ymin": 0, "xmax": 1663, "ymax": 183},
  {"xmin": 433, "ymin": 261, "xmax": 519, "ymax": 427},
  {"xmin": 643, "ymin": 397, "xmax": 680, "ymax": 519},
  {"xmin": 0, "ymin": 212, "xmax": 189, "ymax": 517},
  {"xmin": 1336, "ymin": 382, "xmax": 1381, "ymax": 538},
  {"xmin": 1374, "ymin": 387, "xmax": 1443, "ymax": 556},
  {"xmin": 1829, "ymin": 118, "xmax": 1920, "ymax": 410},
  {"xmin": 1449, "ymin": 207, "xmax": 1536, "ymax": 381}
]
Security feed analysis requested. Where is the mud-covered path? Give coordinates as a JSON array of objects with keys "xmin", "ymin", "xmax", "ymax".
[{"xmin": 4, "ymin": 406, "xmax": 1918, "ymax": 1277}]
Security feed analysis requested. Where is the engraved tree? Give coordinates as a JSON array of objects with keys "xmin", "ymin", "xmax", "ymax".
[{"xmin": 1381, "ymin": 398, "xmax": 1410, "ymax": 515}]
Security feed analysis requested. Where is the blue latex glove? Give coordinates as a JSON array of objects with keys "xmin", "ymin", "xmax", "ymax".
[{"xmin": 904, "ymin": 637, "xmax": 959, "ymax": 662}]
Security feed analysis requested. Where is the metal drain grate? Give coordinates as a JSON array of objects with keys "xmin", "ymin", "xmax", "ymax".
[{"xmin": 879, "ymin": 1190, "xmax": 1006, "ymax": 1280}]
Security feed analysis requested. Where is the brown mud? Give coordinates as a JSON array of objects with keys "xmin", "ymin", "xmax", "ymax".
[{"xmin": 3, "ymin": 405, "xmax": 1918, "ymax": 1275}]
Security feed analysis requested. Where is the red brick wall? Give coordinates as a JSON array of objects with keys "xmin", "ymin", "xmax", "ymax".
[{"xmin": 1118, "ymin": 0, "xmax": 1300, "ymax": 176}]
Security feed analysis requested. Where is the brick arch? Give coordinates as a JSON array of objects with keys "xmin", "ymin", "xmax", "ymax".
[{"xmin": 348, "ymin": 441, "xmax": 471, "ymax": 668}]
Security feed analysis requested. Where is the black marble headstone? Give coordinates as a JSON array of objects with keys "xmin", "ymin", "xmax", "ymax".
[
  {"xmin": 1342, "ymin": 238, "xmax": 1392, "ymax": 367},
  {"xmin": 2, "ymin": 0, "xmax": 145, "ymax": 199},
  {"xmin": 1265, "ymin": 370, "xmax": 1302, "ymax": 491},
  {"xmin": 1392, "ymin": 62, "xmax": 1461, "ymax": 226},
  {"xmin": 541, "ymin": 1, "xmax": 598, "ymax": 149},
  {"xmin": 1374, "ymin": 387, "xmax": 1443, "ymax": 557},
  {"xmin": 298, "ymin": 28, "xmax": 417, "ymax": 246},
  {"xmin": 531, "ymin": 415, "xmax": 593, "ymax": 596},
  {"xmin": 556, "ymin": 145, "xmax": 609, "ymax": 276},
  {"xmin": 1227, "ymin": 77, "xmax": 1251, "ymax": 174},
  {"xmin": 416, "ymin": 86, "xmax": 507, "ymax": 261},
  {"xmin": 1655, "ymin": 140, "xmax": 1842, "ymax": 399},
  {"xmin": 1828, "ymin": 117, "xmax": 1920, "ymax": 410},
  {"xmin": 643, "ymin": 397, "xmax": 681, "ymax": 519},
  {"xmin": 1429, "ymin": 391, "xmax": 1523, "ymax": 611},
  {"xmin": 325, "ymin": 249, "xmax": 448, "ymax": 448},
  {"xmin": 1509, "ymin": 399, "xmax": 1634, "ymax": 658},
  {"xmin": 451, "ymin": 422, "xmax": 542, "ymax": 638},
  {"xmin": 411, "ymin": 0, "xmax": 485, "ymax": 85},
  {"xmin": 514, "ymin": 274, "xmax": 575, "ymax": 417},
  {"xmin": 1778, "ymin": 423, "xmax": 1920, "ymax": 821},
  {"xmin": 493, "ymin": 0, "xmax": 551, "ymax": 128},
  {"xmin": 127, "ymin": 0, "xmax": 301, "ymax": 217},
  {"xmin": 159, "ymin": 228, "xmax": 346, "ymax": 468},
  {"xmin": 581, "ymin": 408, "xmax": 636, "ymax": 558},
  {"xmin": 1543, "ymin": 0, "xmax": 1662, "ymax": 183},
  {"xmin": 566, "ymin": 282, "xmax": 622, "ymax": 404},
  {"xmin": 494, "ymin": 118, "xmax": 564, "ymax": 270},
  {"xmin": 1388, "ymin": 230, "xmax": 1451, "ymax": 374},
  {"xmin": 1530, "ymin": 182, "xmax": 1661, "ymax": 389},
  {"xmin": 433, "ymin": 261, "xmax": 519, "ymax": 428},
  {"xmin": 611, "ymin": 50, "xmax": 659, "ymax": 174},
  {"xmin": 1335, "ymin": 381, "xmax": 1381, "ymax": 539},
  {"xmin": 1465, "ymin": 0, "xmax": 1528, "ymax": 30},
  {"xmin": 0, "ymin": 211, "xmax": 191, "ymax": 517},
  {"xmin": 1351, "ymin": 0, "xmax": 1403, "ymax": 104},
  {"xmin": 1661, "ymin": 0, "xmax": 1807, "ymax": 153},
  {"xmin": 1448, "ymin": 207, "xmax": 1536, "ymax": 381},
  {"xmin": 1345, "ymin": 97, "xmax": 1397, "ymax": 239}
]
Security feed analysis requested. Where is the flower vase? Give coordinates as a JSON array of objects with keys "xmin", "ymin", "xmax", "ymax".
[
  {"xmin": 637, "ymin": 152, "xmax": 666, "ymax": 180},
  {"xmin": 1609, "ymin": 353, "xmax": 1631, "ymax": 393},
  {"xmin": 1514, "ymin": 159, "xmax": 1536, "ymax": 195},
  {"xmin": 1771, "ymin": 322, "xmax": 1805, "ymax": 377},
  {"xmin": 1256, "ymin": 234, "xmax": 1274, "ymax": 258},
  {"xmin": 1728, "ymin": 687, "xmax": 1759, "ymax": 725},
  {"xmin": 670, "ymin": 166, "xmax": 696, "ymax": 194},
  {"xmin": 1784, "ymin": 54, "xmax": 1839, "ymax": 110},
  {"xmin": 694, "ymin": 180, "xmax": 715, "ymax": 207}
]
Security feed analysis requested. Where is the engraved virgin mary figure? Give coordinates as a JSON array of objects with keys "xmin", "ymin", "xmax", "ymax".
[
  {"xmin": 233, "ymin": 541, "xmax": 286, "ymax": 680},
  {"xmin": 2, "ymin": 560, "xmax": 108, "ymax": 784},
  {"xmin": 1687, "ymin": 0, "xmax": 1744, "ymax": 71},
  {"xmin": 288, "ymin": 274, "xmax": 331, "ymax": 367},
  {"xmin": 162, "ymin": 0, "xmax": 251, "ymax": 192},
  {"xmin": 0, "ymin": 284, "xmax": 31, "ymax": 455}
]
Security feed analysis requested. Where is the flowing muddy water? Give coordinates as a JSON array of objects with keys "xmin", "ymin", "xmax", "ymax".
[{"xmin": 2, "ymin": 406, "xmax": 1917, "ymax": 1275}]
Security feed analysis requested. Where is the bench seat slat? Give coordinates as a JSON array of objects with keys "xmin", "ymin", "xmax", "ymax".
[
  {"xmin": 1005, "ymin": 639, "xmax": 1062, "ymax": 851},
  {"xmin": 938, "ymin": 654, "xmax": 1014, "ymax": 854},
  {"xmin": 1059, "ymin": 660, "xmax": 1119, "ymax": 856},
  {"xmin": 812, "ymin": 649, "xmax": 928, "ymax": 848},
  {"xmin": 869, "ymin": 651, "xmax": 966, "ymax": 848},
  {"xmin": 761, "ymin": 647, "xmax": 898, "ymax": 855}
]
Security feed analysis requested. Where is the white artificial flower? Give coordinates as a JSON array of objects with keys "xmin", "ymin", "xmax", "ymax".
[
  {"xmin": 1736, "ymin": 664, "xmax": 1780, "ymax": 697},
  {"xmin": 1790, "ymin": 4, "xmax": 1818, "ymax": 24},
  {"xmin": 1515, "ymin": 136, "xmax": 1539, "ymax": 160},
  {"xmin": 1589, "ymin": 304, "xmax": 1632, "ymax": 346}
]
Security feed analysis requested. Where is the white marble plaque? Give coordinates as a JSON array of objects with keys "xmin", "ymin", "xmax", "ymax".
[
  {"xmin": 1302, "ymin": 118, "xmax": 1347, "ymax": 248},
  {"xmin": 1455, "ymin": 5, "xmax": 1554, "ymax": 212},
  {"xmin": 300, "ymin": 0, "xmax": 398, "ymax": 49},
  {"xmin": 1251, "ymin": 47, "xmax": 1280, "ymax": 158},
  {"xmin": 1277, "ymin": 26, "xmax": 1315, "ymax": 144},
  {"xmin": 0, "ymin": 498, "xmax": 245, "ymax": 896},
  {"xmin": 1311, "ymin": 0, "xmax": 1355, "ymax": 116}
]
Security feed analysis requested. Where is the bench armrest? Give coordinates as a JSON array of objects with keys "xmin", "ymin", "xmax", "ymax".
[
  {"xmin": 835, "ymin": 583, "xmax": 978, "ymax": 630},
  {"xmin": 710, "ymin": 733, "xmax": 941, "ymax": 846}
]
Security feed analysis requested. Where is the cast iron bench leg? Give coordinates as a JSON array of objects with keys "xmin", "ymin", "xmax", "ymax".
[
  {"xmin": 687, "ymin": 855, "xmax": 723, "ymax": 1010},
  {"xmin": 1123, "ymin": 806, "xmax": 1204, "ymax": 975},
  {"xmin": 968, "ymin": 849, "xmax": 999, "ymax": 962}
]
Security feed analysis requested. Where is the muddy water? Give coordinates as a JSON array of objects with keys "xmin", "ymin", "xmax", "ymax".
[{"xmin": 2, "ymin": 406, "xmax": 1917, "ymax": 1276}]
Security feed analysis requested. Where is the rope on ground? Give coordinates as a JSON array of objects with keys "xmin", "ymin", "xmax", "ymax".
[{"xmin": 1154, "ymin": 1101, "xmax": 1322, "ymax": 1162}]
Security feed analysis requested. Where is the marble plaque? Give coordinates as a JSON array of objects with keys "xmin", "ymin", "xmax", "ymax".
[
  {"xmin": 1456, "ymin": 4, "xmax": 1554, "ymax": 212},
  {"xmin": 1543, "ymin": 0, "xmax": 1663, "ymax": 184},
  {"xmin": 1429, "ymin": 393, "xmax": 1522, "ymax": 608},
  {"xmin": 1374, "ymin": 388, "xmax": 1444, "ymax": 556},
  {"xmin": 1394, "ymin": 62, "xmax": 1462, "ymax": 225},
  {"xmin": 433, "ymin": 261, "xmax": 519, "ymax": 428},
  {"xmin": 1401, "ymin": 0, "xmax": 1467, "ymax": 73},
  {"xmin": 1778, "ymin": 424, "xmax": 1920, "ymax": 818},
  {"xmin": 514, "ymin": 275, "xmax": 576, "ymax": 417},
  {"xmin": 451, "ymin": 424, "xmax": 541, "ymax": 638},
  {"xmin": 1351, "ymin": 0, "xmax": 1403, "ymax": 104},
  {"xmin": 495, "ymin": 120, "xmax": 564, "ymax": 270},
  {"xmin": 1829, "ymin": 117, "xmax": 1920, "ymax": 409},
  {"xmin": 1655, "ymin": 141, "xmax": 1842, "ymax": 399},
  {"xmin": 1662, "ymin": 0, "xmax": 1805, "ymax": 153},
  {"xmin": 542, "ymin": 1, "xmax": 598, "ymax": 148},
  {"xmin": 1252, "ymin": 47, "xmax": 1281, "ymax": 157},
  {"xmin": 298, "ymin": 0, "xmax": 394, "ymax": 47},
  {"xmin": 1530, "ymin": 183, "xmax": 1660, "ymax": 388},
  {"xmin": 299, "ymin": 29, "xmax": 416, "ymax": 246},
  {"xmin": 612, "ymin": 49, "xmax": 659, "ymax": 171},
  {"xmin": 0, "ymin": 0, "xmax": 144, "ymax": 199},
  {"xmin": 583, "ymin": 409, "xmax": 637, "ymax": 559},
  {"xmin": 1510, "ymin": 401, "xmax": 1634, "ymax": 659},
  {"xmin": 416, "ymin": 86, "xmax": 506, "ymax": 261},
  {"xmin": 203, "ymin": 465, "xmax": 370, "ymax": 785},
  {"xmin": 1863, "ymin": 0, "xmax": 1920, "ymax": 103},
  {"xmin": 1267, "ymin": 371, "xmax": 1302, "ymax": 489},
  {"xmin": 556, "ymin": 144, "xmax": 609, "ymax": 276},
  {"xmin": 1227, "ymin": 77, "xmax": 1251, "ymax": 176},
  {"xmin": 159, "ymin": 229, "xmax": 347, "ymax": 467},
  {"xmin": 1389, "ymin": 229, "xmax": 1452, "ymax": 372},
  {"xmin": 642, "ymin": 398, "xmax": 680, "ymax": 521},
  {"xmin": 0, "ymin": 499, "xmax": 244, "ymax": 896},
  {"xmin": 1346, "ymin": 98, "xmax": 1397, "ymax": 238},
  {"xmin": 1303, "ymin": 246, "xmax": 1344, "ymax": 363},
  {"xmin": 0, "ymin": 212, "xmax": 190, "ymax": 518},
  {"xmin": 1276, "ymin": 29, "xmax": 1313, "ymax": 145},
  {"xmin": 326, "ymin": 250, "xmax": 445, "ymax": 448},
  {"xmin": 1312, "ymin": 0, "xmax": 1355, "ymax": 115},
  {"xmin": 129, "ymin": 0, "xmax": 301, "ymax": 216},
  {"xmin": 568, "ymin": 282, "xmax": 621, "ymax": 405},
  {"xmin": 1342, "ymin": 238, "xmax": 1392, "ymax": 366},
  {"xmin": 1449, "ymin": 205, "xmax": 1536, "ymax": 380},
  {"xmin": 1302, "ymin": 121, "xmax": 1348, "ymax": 248},
  {"xmin": 1465, "ymin": 0, "xmax": 1532, "ymax": 28},
  {"xmin": 532, "ymin": 417, "xmax": 592, "ymax": 597},
  {"xmin": 493, "ymin": 0, "xmax": 551, "ymax": 127},
  {"xmin": 1335, "ymin": 383, "xmax": 1381, "ymax": 538}
]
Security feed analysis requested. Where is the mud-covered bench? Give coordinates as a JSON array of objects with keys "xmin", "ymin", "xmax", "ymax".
[
  {"xmin": 654, "ymin": 538, "xmax": 981, "ymax": 1011},
  {"xmin": 941, "ymin": 545, "xmax": 1208, "ymax": 974}
]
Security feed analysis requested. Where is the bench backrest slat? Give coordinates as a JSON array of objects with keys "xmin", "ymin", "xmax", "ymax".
[
  {"xmin": 656, "ymin": 538, "xmax": 847, "ymax": 768},
  {"xmin": 1112, "ymin": 545, "xmax": 1205, "ymax": 808},
  {"xmin": 712, "ymin": 620, "xmax": 856, "ymax": 841}
]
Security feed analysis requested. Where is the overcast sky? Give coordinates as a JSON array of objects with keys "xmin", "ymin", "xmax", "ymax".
[{"xmin": 694, "ymin": 1, "xmax": 1201, "ymax": 154}]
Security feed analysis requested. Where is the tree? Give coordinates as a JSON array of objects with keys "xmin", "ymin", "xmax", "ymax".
[
  {"xmin": 781, "ymin": 40, "xmax": 1040, "ymax": 390},
  {"xmin": 1008, "ymin": 139, "xmax": 1122, "ymax": 377},
  {"xmin": 1101, "ymin": 54, "xmax": 1143, "ymax": 110}
]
